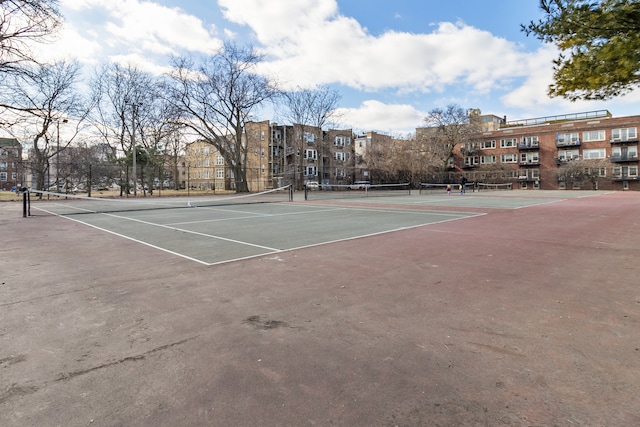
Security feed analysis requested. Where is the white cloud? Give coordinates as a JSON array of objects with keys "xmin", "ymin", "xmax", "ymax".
[
  {"xmin": 336, "ymin": 100, "xmax": 426, "ymax": 134},
  {"xmin": 56, "ymin": 0, "xmax": 222, "ymax": 68}
]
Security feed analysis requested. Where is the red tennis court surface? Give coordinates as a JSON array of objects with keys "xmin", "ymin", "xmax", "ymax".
[{"xmin": 1, "ymin": 191, "xmax": 639, "ymax": 426}]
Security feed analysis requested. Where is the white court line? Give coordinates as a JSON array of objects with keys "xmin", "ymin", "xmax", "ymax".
[{"xmin": 32, "ymin": 204, "xmax": 485, "ymax": 266}]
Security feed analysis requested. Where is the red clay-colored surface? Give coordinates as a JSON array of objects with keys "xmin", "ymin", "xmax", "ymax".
[{"xmin": 1, "ymin": 192, "xmax": 639, "ymax": 426}]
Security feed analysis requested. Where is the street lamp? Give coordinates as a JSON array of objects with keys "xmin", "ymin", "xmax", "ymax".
[{"xmin": 56, "ymin": 118, "xmax": 68, "ymax": 192}]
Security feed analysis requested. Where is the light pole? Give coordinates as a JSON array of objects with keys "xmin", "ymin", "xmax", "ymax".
[{"xmin": 56, "ymin": 118, "xmax": 68, "ymax": 192}]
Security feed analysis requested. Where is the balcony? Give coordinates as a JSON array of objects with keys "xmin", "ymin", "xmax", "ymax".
[
  {"xmin": 610, "ymin": 137, "xmax": 639, "ymax": 144},
  {"xmin": 518, "ymin": 141, "xmax": 540, "ymax": 150},
  {"xmin": 519, "ymin": 159, "xmax": 540, "ymax": 166},
  {"xmin": 555, "ymin": 156, "xmax": 579, "ymax": 165},
  {"xmin": 462, "ymin": 163, "xmax": 478, "ymax": 169},
  {"xmin": 610, "ymin": 154, "xmax": 639, "ymax": 163},
  {"xmin": 555, "ymin": 139, "xmax": 581, "ymax": 148},
  {"xmin": 612, "ymin": 174, "xmax": 639, "ymax": 181}
]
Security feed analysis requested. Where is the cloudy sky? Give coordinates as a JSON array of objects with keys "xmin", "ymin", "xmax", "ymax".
[{"xmin": 35, "ymin": 0, "xmax": 640, "ymax": 135}]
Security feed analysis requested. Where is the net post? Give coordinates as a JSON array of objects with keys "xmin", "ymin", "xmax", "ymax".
[
  {"xmin": 304, "ymin": 185, "xmax": 308, "ymax": 201},
  {"xmin": 22, "ymin": 188, "xmax": 27, "ymax": 217},
  {"xmin": 289, "ymin": 185, "xmax": 293, "ymax": 201}
]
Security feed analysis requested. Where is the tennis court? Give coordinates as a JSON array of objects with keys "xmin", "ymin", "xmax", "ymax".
[
  {"xmin": 26, "ymin": 187, "xmax": 486, "ymax": 265},
  {"xmin": 3, "ymin": 188, "xmax": 639, "ymax": 426}
]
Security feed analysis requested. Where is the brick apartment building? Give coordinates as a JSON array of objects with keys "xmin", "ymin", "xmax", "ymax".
[
  {"xmin": 0, "ymin": 138, "xmax": 23, "ymax": 191},
  {"xmin": 453, "ymin": 110, "xmax": 639, "ymax": 191}
]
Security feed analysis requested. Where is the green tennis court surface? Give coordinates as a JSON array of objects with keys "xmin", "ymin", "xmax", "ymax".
[{"xmin": 29, "ymin": 189, "xmax": 607, "ymax": 265}]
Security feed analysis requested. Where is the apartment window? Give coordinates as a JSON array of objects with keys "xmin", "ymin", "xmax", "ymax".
[
  {"xmin": 464, "ymin": 142, "xmax": 478, "ymax": 150},
  {"xmin": 501, "ymin": 153, "xmax": 518, "ymax": 163},
  {"xmin": 520, "ymin": 152, "xmax": 539, "ymax": 163},
  {"xmin": 334, "ymin": 136, "xmax": 346, "ymax": 146},
  {"xmin": 203, "ymin": 171, "xmax": 210, "ymax": 179},
  {"xmin": 12, "ymin": 172, "xmax": 17, "ymax": 180},
  {"xmin": 204, "ymin": 159, "xmax": 210, "ymax": 167},
  {"xmin": 0, "ymin": 161, "xmax": 6, "ymax": 170},
  {"xmin": 582, "ymin": 130, "xmax": 605, "ymax": 142},
  {"xmin": 304, "ymin": 132, "xmax": 316, "ymax": 143},
  {"xmin": 0, "ymin": 172, "xmax": 6, "ymax": 181},
  {"xmin": 481, "ymin": 155, "xmax": 496, "ymax": 164},
  {"xmin": 583, "ymin": 148, "xmax": 606, "ymax": 159},
  {"xmin": 305, "ymin": 166, "xmax": 317, "ymax": 176},
  {"xmin": 500, "ymin": 138, "xmax": 517, "ymax": 148},
  {"xmin": 521, "ymin": 136, "xmax": 539, "ymax": 145},
  {"xmin": 586, "ymin": 167, "xmax": 606, "ymax": 177},
  {"xmin": 261, "ymin": 164, "xmax": 265, "ymax": 175},
  {"xmin": 464, "ymin": 156, "xmax": 479, "ymax": 166},
  {"xmin": 304, "ymin": 149, "xmax": 317, "ymax": 160},
  {"xmin": 216, "ymin": 169, "xmax": 224, "ymax": 179},
  {"xmin": 613, "ymin": 166, "xmax": 638, "ymax": 178},
  {"xmin": 260, "ymin": 130, "xmax": 265, "ymax": 140},
  {"xmin": 334, "ymin": 152, "xmax": 346, "ymax": 162},
  {"xmin": 216, "ymin": 156, "xmax": 224, "ymax": 166},
  {"xmin": 612, "ymin": 146, "xmax": 638, "ymax": 158},
  {"xmin": 558, "ymin": 149, "xmax": 580, "ymax": 161},
  {"xmin": 611, "ymin": 128, "xmax": 637, "ymax": 141},
  {"xmin": 481, "ymin": 140, "xmax": 496, "ymax": 149},
  {"xmin": 204, "ymin": 147, "xmax": 210, "ymax": 155},
  {"xmin": 557, "ymin": 133, "xmax": 580, "ymax": 145},
  {"xmin": 261, "ymin": 147, "xmax": 265, "ymax": 157}
]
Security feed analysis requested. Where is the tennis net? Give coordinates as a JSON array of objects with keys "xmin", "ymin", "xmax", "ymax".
[
  {"xmin": 28, "ymin": 185, "xmax": 293, "ymax": 215},
  {"xmin": 476, "ymin": 182, "xmax": 513, "ymax": 191},
  {"xmin": 304, "ymin": 183, "xmax": 411, "ymax": 200}
]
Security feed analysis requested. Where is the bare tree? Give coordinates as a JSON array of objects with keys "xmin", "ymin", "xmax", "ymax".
[
  {"xmin": 90, "ymin": 63, "xmax": 170, "ymax": 194},
  {"xmin": 3, "ymin": 60, "xmax": 88, "ymax": 191},
  {"xmin": 0, "ymin": 0, "xmax": 62, "ymax": 73},
  {"xmin": 279, "ymin": 86, "xmax": 341, "ymax": 188},
  {"xmin": 0, "ymin": 0, "xmax": 63, "ymax": 126},
  {"xmin": 165, "ymin": 42, "xmax": 279, "ymax": 193},
  {"xmin": 420, "ymin": 104, "xmax": 480, "ymax": 181}
]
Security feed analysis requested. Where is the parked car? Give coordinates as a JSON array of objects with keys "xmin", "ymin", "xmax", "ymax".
[
  {"xmin": 305, "ymin": 181, "xmax": 319, "ymax": 190},
  {"xmin": 350, "ymin": 181, "xmax": 371, "ymax": 190}
]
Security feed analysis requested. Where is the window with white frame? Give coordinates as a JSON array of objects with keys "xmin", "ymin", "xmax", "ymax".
[
  {"xmin": 583, "ymin": 148, "xmax": 606, "ymax": 159},
  {"xmin": 520, "ymin": 152, "xmax": 539, "ymax": 163},
  {"xmin": 613, "ymin": 166, "xmax": 638, "ymax": 178},
  {"xmin": 305, "ymin": 166, "xmax": 317, "ymax": 176},
  {"xmin": 204, "ymin": 159, "xmax": 210, "ymax": 167},
  {"xmin": 334, "ymin": 136, "xmax": 347, "ymax": 146},
  {"xmin": 334, "ymin": 152, "xmax": 346, "ymax": 162},
  {"xmin": 521, "ymin": 136, "xmax": 539, "ymax": 145},
  {"xmin": 261, "ymin": 164, "xmax": 265, "ymax": 175},
  {"xmin": 216, "ymin": 168, "xmax": 224, "ymax": 179},
  {"xmin": 203, "ymin": 171, "xmax": 210, "ymax": 179},
  {"xmin": 612, "ymin": 146, "xmax": 638, "ymax": 160},
  {"xmin": 0, "ymin": 161, "xmax": 6, "ymax": 170},
  {"xmin": 304, "ymin": 149, "xmax": 317, "ymax": 160},
  {"xmin": 501, "ymin": 153, "xmax": 518, "ymax": 163},
  {"xmin": 611, "ymin": 127, "xmax": 637, "ymax": 142},
  {"xmin": 500, "ymin": 138, "xmax": 517, "ymax": 148},
  {"xmin": 582, "ymin": 130, "xmax": 605, "ymax": 142},
  {"xmin": 204, "ymin": 146, "xmax": 210, "ymax": 155},
  {"xmin": 481, "ymin": 155, "xmax": 496, "ymax": 164},
  {"xmin": 12, "ymin": 172, "xmax": 17, "ymax": 180},
  {"xmin": 558, "ymin": 149, "xmax": 580, "ymax": 161},
  {"xmin": 557, "ymin": 132, "xmax": 580, "ymax": 145},
  {"xmin": 216, "ymin": 156, "xmax": 224, "ymax": 166},
  {"xmin": 0, "ymin": 172, "xmax": 6, "ymax": 181},
  {"xmin": 464, "ymin": 156, "xmax": 479, "ymax": 166},
  {"xmin": 481, "ymin": 140, "xmax": 496, "ymax": 149},
  {"xmin": 586, "ymin": 167, "xmax": 606, "ymax": 177}
]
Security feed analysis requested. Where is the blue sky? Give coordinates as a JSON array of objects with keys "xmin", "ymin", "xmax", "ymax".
[{"xmin": 35, "ymin": 0, "xmax": 640, "ymax": 136}]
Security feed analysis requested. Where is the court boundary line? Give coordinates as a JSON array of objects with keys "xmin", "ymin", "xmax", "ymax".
[{"xmin": 31, "ymin": 204, "xmax": 485, "ymax": 266}]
